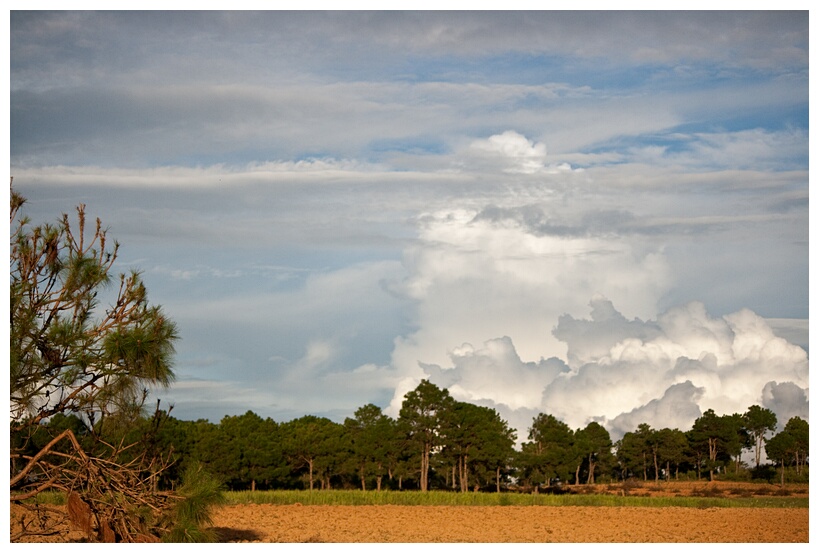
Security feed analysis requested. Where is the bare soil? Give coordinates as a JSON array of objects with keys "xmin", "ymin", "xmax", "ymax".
[
  {"xmin": 211, "ymin": 504, "xmax": 808, "ymax": 543},
  {"xmin": 11, "ymin": 481, "xmax": 809, "ymax": 543}
]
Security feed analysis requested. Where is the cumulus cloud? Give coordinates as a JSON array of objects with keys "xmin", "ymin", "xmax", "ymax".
[
  {"xmin": 385, "ymin": 207, "xmax": 672, "ymax": 388},
  {"xmin": 391, "ymin": 296, "xmax": 808, "ymax": 442},
  {"xmin": 608, "ymin": 381, "xmax": 705, "ymax": 438},
  {"xmin": 555, "ymin": 301, "xmax": 807, "ymax": 437},
  {"xmin": 469, "ymin": 131, "xmax": 548, "ymax": 174},
  {"xmin": 761, "ymin": 381, "xmax": 809, "ymax": 430},
  {"xmin": 467, "ymin": 131, "xmax": 573, "ymax": 175},
  {"xmin": 420, "ymin": 336, "xmax": 569, "ymax": 411}
]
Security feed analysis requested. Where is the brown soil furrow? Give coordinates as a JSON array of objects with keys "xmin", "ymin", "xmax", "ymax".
[{"xmin": 209, "ymin": 504, "xmax": 809, "ymax": 543}]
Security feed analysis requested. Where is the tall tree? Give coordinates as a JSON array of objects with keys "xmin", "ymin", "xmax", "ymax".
[
  {"xmin": 782, "ymin": 417, "xmax": 809, "ymax": 475},
  {"xmin": 441, "ymin": 401, "xmax": 516, "ymax": 492},
  {"xmin": 764, "ymin": 430, "xmax": 796, "ymax": 486},
  {"xmin": 345, "ymin": 404, "xmax": 396, "ymax": 491},
  {"xmin": 473, "ymin": 407, "xmax": 517, "ymax": 493},
  {"xmin": 398, "ymin": 379, "xmax": 454, "ymax": 491},
  {"xmin": 280, "ymin": 415, "xmax": 345, "ymax": 491},
  {"xmin": 219, "ymin": 411, "xmax": 281, "ymax": 491},
  {"xmin": 616, "ymin": 424, "xmax": 652, "ymax": 481},
  {"xmin": 9, "ymin": 185, "xmax": 222, "ymax": 542},
  {"xmin": 574, "ymin": 421, "xmax": 612, "ymax": 484},
  {"xmin": 743, "ymin": 405, "xmax": 778, "ymax": 467},
  {"xmin": 519, "ymin": 413, "xmax": 574, "ymax": 489},
  {"xmin": 688, "ymin": 409, "xmax": 745, "ymax": 480},
  {"xmin": 654, "ymin": 427, "xmax": 689, "ymax": 480},
  {"xmin": 10, "ymin": 188, "xmax": 178, "ymax": 431},
  {"xmin": 722, "ymin": 412, "xmax": 750, "ymax": 474}
]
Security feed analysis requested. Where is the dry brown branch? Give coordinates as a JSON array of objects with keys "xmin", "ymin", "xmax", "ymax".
[{"xmin": 10, "ymin": 427, "xmax": 182, "ymax": 542}]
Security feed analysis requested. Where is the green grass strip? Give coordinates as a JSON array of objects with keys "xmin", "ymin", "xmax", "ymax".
[{"xmin": 223, "ymin": 490, "xmax": 807, "ymax": 509}]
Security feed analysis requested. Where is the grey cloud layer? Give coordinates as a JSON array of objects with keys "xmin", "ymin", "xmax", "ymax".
[
  {"xmin": 11, "ymin": 11, "xmax": 807, "ymax": 84},
  {"xmin": 11, "ymin": 11, "xmax": 808, "ymax": 168}
]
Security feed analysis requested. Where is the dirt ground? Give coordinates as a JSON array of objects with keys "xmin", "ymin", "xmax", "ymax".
[
  {"xmin": 11, "ymin": 482, "xmax": 810, "ymax": 543},
  {"xmin": 210, "ymin": 504, "xmax": 808, "ymax": 543}
]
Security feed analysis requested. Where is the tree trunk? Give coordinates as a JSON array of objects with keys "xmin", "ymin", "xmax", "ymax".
[
  {"xmin": 420, "ymin": 441, "xmax": 432, "ymax": 492},
  {"xmin": 376, "ymin": 475, "xmax": 382, "ymax": 492},
  {"xmin": 460, "ymin": 455, "xmax": 469, "ymax": 492},
  {"xmin": 496, "ymin": 466, "xmax": 501, "ymax": 493},
  {"xmin": 425, "ymin": 443, "xmax": 431, "ymax": 491},
  {"xmin": 708, "ymin": 438, "xmax": 717, "ymax": 481},
  {"xmin": 586, "ymin": 454, "xmax": 596, "ymax": 485},
  {"xmin": 653, "ymin": 451, "xmax": 659, "ymax": 482},
  {"xmin": 251, "ymin": 479, "xmax": 256, "ymax": 492}
]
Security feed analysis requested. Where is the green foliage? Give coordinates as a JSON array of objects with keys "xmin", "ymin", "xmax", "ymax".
[
  {"xmin": 219, "ymin": 489, "xmax": 808, "ymax": 509},
  {"xmin": 27, "ymin": 400, "xmax": 807, "ymax": 498},
  {"xmin": 10, "ymin": 185, "xmax": 178, "ymax": 435},
  {"xmin": 280, "ymin": 415, "xmax": 349, "ymax": 490},
  {"xmin": 398, "ymin": 379, "xmax": 455, "ymax": 491},
  {"xmin": 162, "ymin": 464, "xmax": 226, "ymax": 543},
  {"xmin": 518, "ymin": 413, "xmax": 574, "ymax": 487},
  {"xmin": 574, "ymin": 421, "xmax": 613, "ymax": 484},
  {"xmin": 439, "ymin": 401, "xmax": 516, "ymax": 492},
  {"xmin": 216, "ymin": 411, "xmax": 282, "ymax": 490},
  {"xmin": 688, "ymin": 409, "xmax": 749, "ymax": 480},
  {"xmin": 765, "ymin": 417, "xmax": 809, "ymax": 484},
  {"xmin": 344, "ymin": 404, "xmax": 398, "ymax": 491},
  {"xmin": 744, "ymin": 405, "xmax": 777, "ymax": 467}
]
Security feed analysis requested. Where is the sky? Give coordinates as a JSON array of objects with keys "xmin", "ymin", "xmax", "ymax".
[{"xmin": 7, "ymin": 9, "xmax": 810, "ymax": 444}]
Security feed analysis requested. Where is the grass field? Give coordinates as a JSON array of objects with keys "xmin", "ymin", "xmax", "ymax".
[{"xmin": 223, "ymin": 488, "xmax": 808, "ymax": 509}]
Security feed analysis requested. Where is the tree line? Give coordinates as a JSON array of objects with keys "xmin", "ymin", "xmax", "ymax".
[{"xmin": 18, "ymin": 379, "xmax": 809, "ymax": 493}]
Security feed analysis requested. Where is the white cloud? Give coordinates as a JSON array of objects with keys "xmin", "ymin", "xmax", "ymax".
[
  {"xmin": 608, "ymin": 381, "xmax": 705, "ymax": 438},
  {"xmin": 468, "ymin": 131, "xmax": 551, "ymax": 174},
  {"xmin": 420, "ymin": 336, "xmax": 569, "ymax": 411},
  {"xmin": 390, "ymin": 296, "xmax": 808, "ymax": 442},
  {"xmin": 385, "ymin": 207, "xmax": 671, "ymax": 382}
]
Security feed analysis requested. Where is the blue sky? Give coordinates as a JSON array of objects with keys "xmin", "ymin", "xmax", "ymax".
[{"xmin": 8, "ymin": 9, "xmax": 809, "ymax": 441}]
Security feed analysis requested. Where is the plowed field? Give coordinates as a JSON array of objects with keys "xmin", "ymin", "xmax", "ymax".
[{"xmin": 210, "ymin": 504, "xmax": 808, "ymax": 542}]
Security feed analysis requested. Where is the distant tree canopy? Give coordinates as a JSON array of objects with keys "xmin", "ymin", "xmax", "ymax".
[{"xmin": 28, "ymin": 375, "xmax": 808, "ymax": 494}]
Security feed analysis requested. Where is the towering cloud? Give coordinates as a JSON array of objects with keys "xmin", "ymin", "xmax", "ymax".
[
  {"xmin": 392, "ymin": 296, "xmax": 808, "ymax": 442},
  {"xmin": 385, "ymin": 208, "xmax": 808, "ymax": 442}
]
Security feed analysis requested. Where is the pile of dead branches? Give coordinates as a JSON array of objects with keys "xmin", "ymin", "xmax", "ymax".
[{"xmin": 10, "ymin": 427, "xmax": 188, "ymax": 542}]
